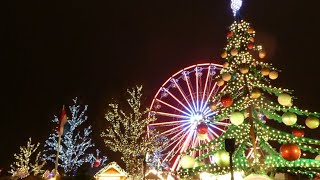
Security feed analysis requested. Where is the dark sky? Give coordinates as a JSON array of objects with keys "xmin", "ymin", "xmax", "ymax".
[{"xmin": 1, "ymin": 0, "xmax": 320, "ymax": 172}]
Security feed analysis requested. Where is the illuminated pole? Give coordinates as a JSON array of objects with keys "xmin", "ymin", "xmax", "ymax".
[{"xmin": 54, "ymin": 133, "xmax": 62, "ymax": 178}]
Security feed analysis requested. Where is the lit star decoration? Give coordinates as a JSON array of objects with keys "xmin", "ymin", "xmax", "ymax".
[{"xmin": 231, "ymin": 0, "xmax": 242, "ymax": 16}]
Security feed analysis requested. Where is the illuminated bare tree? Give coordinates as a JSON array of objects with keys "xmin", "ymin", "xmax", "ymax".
[
  {"xmin": 9, "ymin": 138, "xmax": 46, "ymax": 179},
  {"xmin": 101, "ymin": 86, "xmax": 167, "ymax": 179}
]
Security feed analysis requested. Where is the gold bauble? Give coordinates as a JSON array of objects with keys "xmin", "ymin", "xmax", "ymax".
[
  {"xmin": 248, "ymin": 28, "xmax": 255, "ymax": 34},
  {"xmin": 230, "ymin": 49, "xmax": 238, "ymax": 56},
  {"xmin": 239, "ymin": 64, "xmax": 249, "ymax": 74},
  {"xmin": 249, "ymin": 37, "xmax": 255, "ymax": 42},
  {"xmin": 221, "ymin": 73, "xmax": 232, "ymax": 81},
  {"xmin": 221, "ymin": 51, "xmax": 228, "ymax": 58},
  {"xmin": 269, "ymin": 71, "xmax": 278, "ymax": 80},
  {"xmin": 278, "ymin": 93, "xmax": 292, "ymax": 106},
  {"xmin": 209, "ymin": 102, "xmax": 217, "ymax": 111},
  {"xmin": 251, "ymin": 88, "xmax": 261, "ymax": 99},
  {"xmin": 217, "ymin": 78, "xmax": 225, "ymax": 86},
  {"xmin": 223, "ymin": 62, "xmax": 229, "ymax": 68},
  {"xmin": 261, "ymin": 68, "xmax": 270, "ymax": 76},
  {"xmin": 259, "ymin": 50, "xmax": 266, "ymax": 58}
]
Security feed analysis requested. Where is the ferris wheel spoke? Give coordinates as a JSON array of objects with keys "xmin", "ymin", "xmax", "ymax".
[
  {"xmin": 173, "ymin": 80, "xmax": 195, "ymax": 114},
  {"xmin": 208, "ymin": 127, "xmax": 221, "ymax": 138},
  {"xmin": 149, "ymin": 119, "xmax": 191, "ymax": 127},
  {"xmin": 162, "ymin": 87, "xmax": 194, "ymax": 115},
  {"xmin": 214, "ymin": 121, "xmax": 231, "ymax": 126},
  {"xmin": 200, "ymin": 82, "xmax": 217, "ymax": 112},
  {"xmin": 172, "ymin": 124, "xmax": 196, "ymax": 170},
  {"xmin": 195, "ymin": 68, "xmax": 200, "ymax": 112},
  {"xmin": 200, "ymin": 66, "xmax": 212, "ymax": 112},
  {"xmin": 155, "ymin": 99, "xmax": 191, "ymax": 116},
  {"xmin": 184, "ymin": 76, "xmax": 197, "ymax": 111},
  {"xmin": 163, "ymin": 125, "xmax": 194, "ymax": 163},
  {"xmin": 160, "ymin": 123, "xmax": 191, "ymax": 137},
  {"xmin": 153, "ymin": 112, "xmax": 190, "ymax": 120},
  {"xmin": 208, "ymin": 124, "xmax": 226, "ymax": 134},
  {"xmin": 205, "ymin": 111, "xmax": 217, "ymax": 117}
]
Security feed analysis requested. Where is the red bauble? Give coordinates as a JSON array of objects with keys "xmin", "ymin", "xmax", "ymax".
[
  {"xmin": 292, "ymin": 129, "xmax": 304, "ymax": 137},
  {"xmin": 93, "ymin": 158, "xmax": 101, "ymax": 167},
  {"xmin": 280, "ymin": 143, "xmax": 301, "ymax": 161},
  {"xmin": 247, "ymin": 43, "xmax": 254, "ymax": 49},
  {"xmin": 197, "ymin": 123, "xmax": 208, "ymax": 135},
  {"xmin": 221, "ymin": 95, "xmax": 233, "ymax": 107},
  {"xmin": 227, "ymin": 31, "xmax": 233, "ymax": 37}
]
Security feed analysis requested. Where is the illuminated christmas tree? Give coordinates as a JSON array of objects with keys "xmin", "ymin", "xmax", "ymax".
[
  {"xmin": 43, "ymin": 98, "xmax": 107, "ymax": 175},
  {"xmin": 101, "ymin": 85, "xmax": 167, "ymax": 179},
  {"xmin": 178, "ymin": 0, "xmax": 320, "ymax": 179},
  {"xmin": 9, "ymin": 138, "xmax": 46, "ymax": 179}
]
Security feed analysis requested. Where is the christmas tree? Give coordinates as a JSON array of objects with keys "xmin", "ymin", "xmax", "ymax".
[
  {"xmin": 43, "ymin": 98, "xmax": 107, "ymax": 175},
  {"xmin": 178, "ymin": 0, "xmax": 320, "ymax": 179}
]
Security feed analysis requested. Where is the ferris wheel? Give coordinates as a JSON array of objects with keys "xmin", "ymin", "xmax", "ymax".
[{"xmin": 148, "ymin": 63, "xmax": 231, "ymax": 171}]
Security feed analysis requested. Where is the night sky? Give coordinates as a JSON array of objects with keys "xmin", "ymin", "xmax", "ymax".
[{"xmin": 1, "ymin": 0, "xmax": 320, "ymax": 173}]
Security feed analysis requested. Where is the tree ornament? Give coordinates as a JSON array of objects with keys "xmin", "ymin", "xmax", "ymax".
[
  {"xmin": 230, "ymin": 49, "xmax": 238, "ymax": 56},
  {"xmin": 280, "ymin": 143, "xmax": 301, "ymax": 161},
  {"xmin": 259, "ymin": 50, "xmax": 266, "ymax": 58},
  {"xmin": 93, "ymin": 158, "xmax": 101, "ymax": 167},
  {"xmin": 197, "ymin": 123, "xmax": 208, "ymax": 135},
  {"xmin": 221, "ymin": 51, "xmax": 228, "ymax": 58},
  {"xmin": 193, "ymin": 161, "xmax": 205, "ymax": 168},
  {"xmin": 292, "ymin": 129, "xmax": 304, "ymax": 137},
  {"xmin": 250, "ymin": 88, "xmax": 261, "ymax": 99},
  {"xmin": 223, "ymin": 62, "xmax": 229, "ymax": 68},
  {"xmin": 239, "ymin": 64, "xmax": 249, "ymax": 74},
  {"xmin": 282, "ymin": 112, "xmax": 297, "ymax": 126},
  {"xmin": 209, "ymin": 102, "xmax": 217, "ymax": 111},
  {"xmin": 216, "ymin": 78, "xmax": 225, "ymax": 87},
  {"xmin": 277, "ymin": 93, "xmax": 292, "ymax": 106},
  {"xmin": 230, "ymin": 112, "xmax": 245, "ymax": 125},
  {"xmin": 221, "ymin": 73, "xmax": 232, "ymax": 81},
  {"xmin": 214, "ymin": 150, "xmax": 230, "ymax": 167},
  {"xmin": 197, "ymin": 133, "xmax": 208, "ymax": 140},
  {"xmin": 249, "ymin": 37, "xmax": 255, "ymax": 42},
  {"xmin": 180, "ymin": 155, "xmax": 195, "ymax": 169},
  {"xmin": 305, "ymin": 116, "xmax": 320, "ymax": 129},
  {"xmin": 248, "ymin": 28, "xmax": 254, "ymax": 34},
  {"xmin": 227, "ymin": 31, "xmax": 233, "ymax": 37},
  {"xmin": 261, "ymin": 68, "xmax": 270, "ymax": 76},
  {"xmin": 315, "ymin": 155, "xmax": 320, "ymax": 161},
  {"xmin": 269, "ymin": 71, "xmax": 278, "ymax": 80},
  {"xmin": 221, "ymin": 94, "xmax": 233, "ymax": 107},
  {"xmin": 247, "ymin": 43, "xmax": 254, "ymax": 49}
]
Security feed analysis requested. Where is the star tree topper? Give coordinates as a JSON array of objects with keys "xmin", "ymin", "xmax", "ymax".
[{"xmin": 231, "ymin": 0, "xmax": 242, "ymax": 17}]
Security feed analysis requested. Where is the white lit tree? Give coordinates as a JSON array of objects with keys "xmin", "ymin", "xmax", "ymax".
[
  {"xmin": 101, "ymin": 86, "xmax": 167, "ymax": 179},
  {"xmin": 9, "ymin": 138, "xmax": 46, "ymax": 179},
  {"xmin": 43, "ymin": 98, "xmax": 107, "ymax": 175}
]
